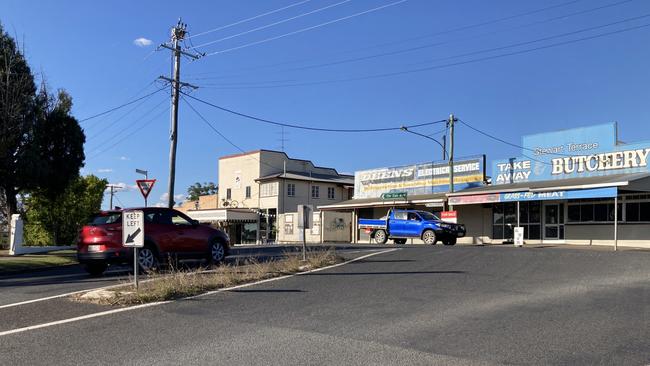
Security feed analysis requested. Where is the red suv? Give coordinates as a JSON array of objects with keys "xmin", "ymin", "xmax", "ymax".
[{"xmin": 77, "ymin": 207, "xmax": 230, "ymax": 276}]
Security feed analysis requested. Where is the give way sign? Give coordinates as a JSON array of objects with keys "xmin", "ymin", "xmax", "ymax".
[{"xmin": 136, "ymin": 179, "xmax": 156, "ymax": 200}]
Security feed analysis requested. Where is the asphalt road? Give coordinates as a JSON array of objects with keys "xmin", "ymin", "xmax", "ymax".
[{"xmin": 1, "ymin": 245, "xmax": 648, "ymax": 365}]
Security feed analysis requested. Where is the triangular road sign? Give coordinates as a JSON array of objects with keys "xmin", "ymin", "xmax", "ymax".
[{"xmin": 136, "ymin": 179, "xmax": 156, "ymax": 199}]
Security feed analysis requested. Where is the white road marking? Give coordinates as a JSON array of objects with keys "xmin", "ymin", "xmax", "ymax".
[{"xmin": 0, "ymin": 248, "xmax": 400, "ymax": 337}]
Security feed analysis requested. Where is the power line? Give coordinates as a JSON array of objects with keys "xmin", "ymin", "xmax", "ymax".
[
  {"xmin": 181, "ymin": 91, "xmax": 446, "ymax": 132},
  {"xmin": 457, "ymin": 119, "xmax": 608, "ymax": 166},
  {"xmin": 188, "ymin": 0, "xmax": 315, "ymax": 39},
  {"xmin": 86, "ymin": 92, "xmax": 164, "ymax": 141},
  {"xmin": 196, "ymin": 20, "xmax": 650, "ymax": 89},
  {"xmin": 79, "ymin": 87, "xmax": 166, "ymax": 123},
  {"xmin": 202, "ymin": 0, "xmax": 637, "ymax": 78},
  {"xmin": 88, "ymin": 105, "xmax": 170, "ymax": 160},
  {"xmin": 186, "ymin": 0, "xmax": 595, "ymax": 79},
  {"xmin": 193, "ymin": 0, "xmax": 352, "ymax": 49},
  {"xmin": 89, "ymin": 98, "xmax": 169, "ymax": 149},
  {"xmin": 182, "ymin": 96, "xmax": 287, "ymax": 173},
  {"xmin": 204, "ymin": 0, "xmax": 408, "ymax": 56}
]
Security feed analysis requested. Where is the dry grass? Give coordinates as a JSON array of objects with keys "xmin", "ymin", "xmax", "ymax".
[{"xmin": 73, "ymin": 249, "xmax": 343, "ymax": 306}]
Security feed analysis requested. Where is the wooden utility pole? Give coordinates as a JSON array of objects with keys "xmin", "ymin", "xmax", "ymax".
[{"xmin": 158, "ymin": 19, "xmax": 201, "ymax": 208}]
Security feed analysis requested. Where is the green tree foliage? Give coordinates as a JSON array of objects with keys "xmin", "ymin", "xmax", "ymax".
[
  {"xmin": 187, "ymin": 182, "xmax": 218, "ymax": 201},
  {"xmin": 0, "ymin": 24, "xmax": 85, "ymax": 222},
  {"xmin": 24, "ymin": 175, "xmax": 107, "ymax": 246}
]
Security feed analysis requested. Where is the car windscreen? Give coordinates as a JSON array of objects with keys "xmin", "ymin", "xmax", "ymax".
[
  {"xmin": 88, "ymin": 212, "xmax": 122, "ymax": 225},
  {"xmin": 418, "ymin": 211, "xmax": 440, "ymax": 221}
]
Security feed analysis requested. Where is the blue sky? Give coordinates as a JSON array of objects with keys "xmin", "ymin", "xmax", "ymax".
[{"xmin": 3, "ymin": 0, "xmax": 650, "ymax": 208}]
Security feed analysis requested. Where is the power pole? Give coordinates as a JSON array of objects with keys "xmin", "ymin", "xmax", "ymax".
[
  {"xmin": 447, "ymin": 114, "xmax": 456, "ymax": 211},
  {"xmin": 106, "ymin": 184, "xmax": 121, "ymax": 210},
  {"xmin": 442, "ymin": 134, "xmax": 447, "ymax": 160},
  {"xmin": 157, "ymin": 20, "xmax": 202, "ymax": 208}
]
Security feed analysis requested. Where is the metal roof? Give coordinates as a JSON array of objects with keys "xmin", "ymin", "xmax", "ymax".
[
  {"xmin": 256, "ymin": 171, "xmax": 355, "ymax": 185},
  {"xmin": 318, "ymin": 193, "xmax": 447, "ymax": 210},
  {"xmin": 447, "ymin": 172, "xmax": 650, "ymax": 196}
]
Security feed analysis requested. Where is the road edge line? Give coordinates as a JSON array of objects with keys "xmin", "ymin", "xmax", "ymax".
[{"xmin": 0, "ymin": 248, "xmax": 399, "ymax": 337}]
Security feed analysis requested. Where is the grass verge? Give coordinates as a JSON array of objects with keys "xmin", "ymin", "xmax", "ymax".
[
  {"xmin": 0, "ymin": 250, "xmax": 77, "ymax": 275},
  {"xmin": 73, "ymin": 249, "xmax": 343, "ymax": 306}
]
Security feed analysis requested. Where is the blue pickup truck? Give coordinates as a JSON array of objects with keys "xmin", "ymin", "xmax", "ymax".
[{"xmin": 359, "ymin": 209, "xmax": 466, "ymax": 245}]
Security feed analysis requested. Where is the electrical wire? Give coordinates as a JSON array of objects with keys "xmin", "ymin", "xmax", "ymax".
[
  {"xmin": 188, "ymin": 0, "xmax": 314, "ymax": 39},
  {"xmin": 79, "ymin": 87, "xmax": 166, "ymax": 123},
  {"xmin": 187, "ymin": 0, "xmax": 596, "ymax": 78},
  {"xmin": 196, "ymin": 20, "xmax": 650, "ymax": 89},
  {"xmin": 457, "ymin": 119, "xmax": 606, "ymax": 166},
  {"xmin": 182, "ymin": 96, "xmax": 295, "ymax": 173},
  {"xmin": 181, "ymin": 91, "xmax": 446, "ymax": 132},
  {"xmin": 204, "ymin": 0, "xmax": 408, "ymax": 56},
  {"xmin": 87, "ymin": 104, "xmax": 170, "ymax": 160},
  {"xmin": 193, "ymin": 0, "xmax": 352, "ymax": 49},
  {"xmin": 90, "ymin": 98, "xmax": 169, "ymax": 149},
  {"xmin": 204, "ymin": 0, "xmax": 639, "ymax": 77}
]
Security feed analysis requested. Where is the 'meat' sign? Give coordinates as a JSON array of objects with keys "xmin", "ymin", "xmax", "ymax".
[{"xmin": 136, "ymin": 179, "xmax": 156, "ymax": 199}]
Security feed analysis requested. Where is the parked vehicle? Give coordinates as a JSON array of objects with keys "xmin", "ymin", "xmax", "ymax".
[
  {"xmin": 77, "ymin": 207, "xmax": 230, "ymax": 276},
  {"xmin": 358, "ymin": 209, "xmax": 465, "ymax": 245}
]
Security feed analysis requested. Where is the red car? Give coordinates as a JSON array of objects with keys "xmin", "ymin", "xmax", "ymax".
[{"xmin": 77, "ymin": 207, "xmax": 230, "ymax": 276}]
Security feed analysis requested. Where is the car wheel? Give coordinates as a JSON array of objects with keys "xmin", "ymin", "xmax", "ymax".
[
  {"xmin": 422, "ymin": 230, "xmax": 437, "ymax": 245},
  {"xmin": 374, "ymin": 229, "xmax": 388, "ymax": 244},
  {"xmin": 208, "ymin": 240, "xmax": 226, "ymax": 264},
  {"xmin": 443, "ymin": 238, "xmax": 457, "ymax": 246},
  {"xmin": 137, "ymin": 245, "xmax": 159, "ymax": 273},
  {"xmin": 84, "ymin": 262, "xmax": 107, "ymax": 276},
  {"xmin": 394, "ymin": 239, "xmax": 407, "ymax": 245}
]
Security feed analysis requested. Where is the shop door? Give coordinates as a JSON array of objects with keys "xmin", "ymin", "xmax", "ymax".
[{"xmin": 543, "ymin": 203, "xmax": 565, "ymax": 240}]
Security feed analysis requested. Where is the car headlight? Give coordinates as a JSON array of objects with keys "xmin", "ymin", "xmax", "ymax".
[{"xmin": 439, "ymin": 223, "xmax": 451, "ymax": 229}]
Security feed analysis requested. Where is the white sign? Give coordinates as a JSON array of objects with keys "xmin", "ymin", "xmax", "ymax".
[
  {"xmin": 122, "ymin": 210, "xmax": 144, "ymax": 248},
  {"xmin": 514, "ymin": 226, "xmax": 524, "ymax": 247}
]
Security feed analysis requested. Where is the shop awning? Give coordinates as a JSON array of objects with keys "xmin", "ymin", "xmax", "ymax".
[
  {"xmin": 447, "ymin": 172, "xmax": 650, "ymax": 205},
  {"xmin": 318, "ymin": 193, "xmax": 447, "ymax": 211},
  {"xmin": 186, "ymin": 209, "xmax": 259, "ymax": 223}
]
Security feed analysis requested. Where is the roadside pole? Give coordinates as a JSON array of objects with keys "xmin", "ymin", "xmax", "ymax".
[
  {"xmin": 447, "ymin": 114, "xmax": 456, "ymax": 210},
  {"xmin": 614, "ymin": 196, "xmax": 618, "ymax": 251},
  {"xmin": 123, "ymin": 210, "xmax": 144, "ymax": 290}
]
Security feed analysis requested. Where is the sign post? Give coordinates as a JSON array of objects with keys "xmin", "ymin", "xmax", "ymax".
[
  {"xmin": 297, "ymin": 205, "xmax": 312, "ymax": 261},
  {"xmin": 136, "ymin": 179, "xmax": 156, "ymax": 207},
  {"xmin": 122, "ymin": 210, "xmax": 144, "ymax": 289}
]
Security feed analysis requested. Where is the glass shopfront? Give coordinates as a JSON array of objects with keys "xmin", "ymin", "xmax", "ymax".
[{"xmin": 492, "ymin": 202, "xmax": 541, "ymax": 241}]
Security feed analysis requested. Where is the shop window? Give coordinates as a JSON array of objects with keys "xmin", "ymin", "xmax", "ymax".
[
  {"xmin": 580, "ymin": 205, "xmax": 594, "ymax": 222},
  {"xmin": 640, "ymin": 202, "xmax": 650, "ymax": 221},
  {"xmin": 327, "ymin": 187, "xmax": 335, "ymax": 200},
  {"xmin": 492, "ymin": 202, "xmax": 541, "ymax": 240},
  {"xmin": 245, "ymin": 186, "xmax": 251, "ymax": 199},
  {"xmin": 287, "ymin": 183, "xmax": 295, "ymax": 197},
  {"xmin": 626, "ymin": 202, "xmax": 639, "ymax": 221},
  {"xmin": 568, "ymin": 201, "xmax": 623, "ymax": 223},
  {"xmin": 594, "ymin": 203, "xmax": 608, "ymax": 222}
]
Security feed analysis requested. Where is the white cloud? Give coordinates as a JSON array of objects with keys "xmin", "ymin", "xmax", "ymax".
[
  {"xmin": 133, "ymin": 37, "xmax": 153, "ymax": 47},
  {"xmin": 97, "ymin": 168, "xmax": 113, "ymax": 173},
  {"xmin": 156, "ymin": 192, "xmax": 185, "ymax": 207},
  {"xmin": 119, "ymin": 156, "xmax": 130, "ymax": 161}
]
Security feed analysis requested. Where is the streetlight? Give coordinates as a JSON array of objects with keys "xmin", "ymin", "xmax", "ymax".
[
  {"xmin": 136, "ymin": 169, "xmax": 148, "ymax": 207},
  {"xmin": 400, "ymin": 126, "xmax": 447, "ymax": 160},
  {"xmin": 400, "ymin": 124, "xmax": 454, "ymax": 201}
]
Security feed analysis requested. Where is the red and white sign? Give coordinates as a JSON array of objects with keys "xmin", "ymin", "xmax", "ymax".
[
  {"xmin": 441, "ymin": 211, "xmax": 457, "ymax": 223},
  {"xmin": 136, "ymin": 179, "xmax": 156, "ymax": 199}
]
